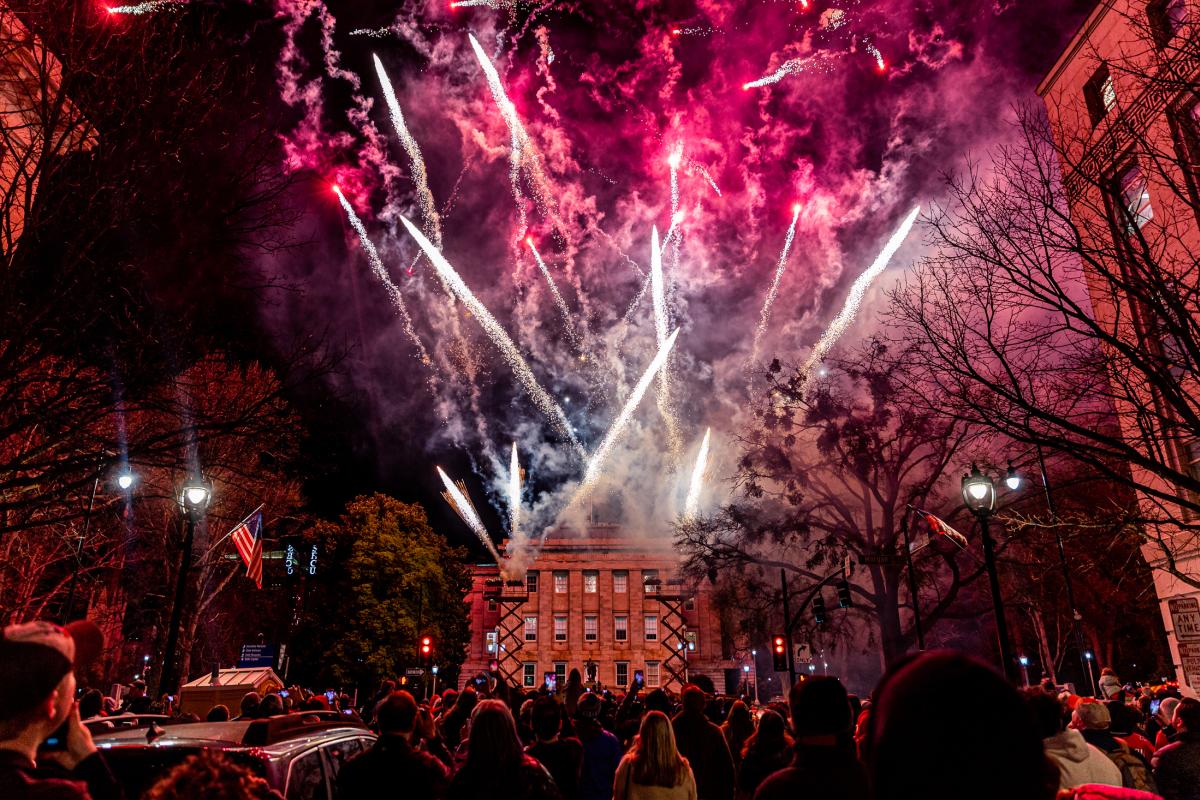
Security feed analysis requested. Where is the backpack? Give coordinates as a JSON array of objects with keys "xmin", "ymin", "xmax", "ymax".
[{"xmin": 1105, "ymin": 742, "xmax": 1157, "ymax": 794}]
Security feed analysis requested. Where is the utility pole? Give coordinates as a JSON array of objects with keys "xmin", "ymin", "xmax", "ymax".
[{"xmin": 780, "ymin": 569, "xmax": 796, "ymax": 688}]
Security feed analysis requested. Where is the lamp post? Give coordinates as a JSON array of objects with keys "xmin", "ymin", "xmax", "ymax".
[
  {"xmin": 158, "ymin": 475, "xmax": 211, "ymax": 696},
  {"xmin": 1019, "ymin": 655, "xmax": 1030, "ymax": 686},
  {"xmin": 1084, "ymin": 650, "xmax": 1099, "ymax": 697},
  {"xmin": 962, "ymin": 464, "xmax": 1018, "ymax": 683},
  {"xmin": 63, "ymin": 466, "xmax": 138, "ymax": 622},
  {"xmin": 751, "ymin": 649, "xmax": 759, "ymax": 705}
]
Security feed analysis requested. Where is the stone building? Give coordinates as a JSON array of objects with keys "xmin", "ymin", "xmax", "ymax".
[
  {"xmin": 1038, "ymin": 0, "xmax": 1200, "ymax": 688},
  {"xmin": 460, "ymin": 524, "xmax": 737, "ymax": 692}
]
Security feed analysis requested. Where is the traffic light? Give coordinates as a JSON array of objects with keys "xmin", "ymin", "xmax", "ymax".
[
  {"xmin": 836, "ymin": 580, "xmax": 852, "ymax": 609},
  {"xmin": 420, "ymin": 636, "xmax": 433, "ymax": 664},
  {"xmin": 813, "ymin": 595, "xmax": 828, "ymax": 624},
  {"xmin": 771, "ymin": 635, "xmax": 787, "ymax": 672}
]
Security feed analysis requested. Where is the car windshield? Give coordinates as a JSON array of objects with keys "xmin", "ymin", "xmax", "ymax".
[{"xmin": 101, "ymin": 747, "xmax": 267, "ymax": 798}]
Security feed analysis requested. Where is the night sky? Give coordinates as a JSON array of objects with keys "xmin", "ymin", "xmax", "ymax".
[{"xmin": 102, "ymin": 0, "xmax": 1098, "ymax": 554}]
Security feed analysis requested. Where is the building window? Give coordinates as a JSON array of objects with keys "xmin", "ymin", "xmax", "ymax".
[
  {"xmin": 615, "ymin": 661, "xmax": 629, "ymax": 688},
  {"xmin": 644, "ymin": 615, "xmax": 658, "ymax": 641},
  {"xmin": 584, "ymin": 615, "xmax": 598, "ymax": 641},
  {"xmin": 524, "ymin": 616, "xmax": 538, "ymax": 642},
  {"xmin": 583, "ymin": 570, "xmax": 598, "ymax": 593},
  {"xmin": 554, "ymin": 615, "xmax": 568, "ymax": 641},
  {"xmin": 486, "ymin": 631, "xmax": 497, "ymax": 654},
  {"xmin": 523, "ymin": 662, "xmax": 537, "ymax": 687},
  {"xmin": 486, "ymin": 598, "xmax": 497, "ymax": 611},
  {"xmin": 615, "ymin": 615, "xmax": 628, "ymax": 641},
  {"xmin": 1084, "ymin": 64, "xmax": 1116, "ymax": 126},
  {"xmin": 684, "ymin": 595, "xmax": 696, "ymax": 611},
  {"xmin": 686, "ymin": 630, "xmax": 698, "ymax": 653},
  {"xmin": 642, "ymin": 569, "xmax": 659, "ymax": 595},
  {"xmin": 526, "ymin": 571, "xmax": 539, "ymax": 593},
  {"xmin": 645, "ymin": 661, "xmax": 661, "ymax": 687},
  {"xmin": 613, "ymin": 570, "xmax": 628, "ymax": 593},
  {"xmin": 554, "ymin": 662, "xmax": 567, "ymax": 686},
  {"xmin": 554, "ymin": 571, "xmax": 568, "ymax": 594},
  {"xmin": 1186, "ymin": 439, "xmax": 1200, "ymax": 484},
  {"xmin": 1150, "ymin": 0, "xmax": 1189, "ymax": 46},
  {"xmin": 1117, "ymin": 165, "xmax": 1154, "ymax": 230}
]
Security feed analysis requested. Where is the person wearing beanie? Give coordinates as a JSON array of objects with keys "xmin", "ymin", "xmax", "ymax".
[
  {"xmin": 754, "ymin": 676, "xmax": 868, "ymax": 800},
  {"xmin": 0, "ymin": 620, "xmax": 122, "ymax": 800},
  {"xmin": 1072, "ymin": 701, "xmax": 1157, "ymax": 793},
  {"xmin": 671, "ymin": 685, "xmax": 734, "ymax": 800}
]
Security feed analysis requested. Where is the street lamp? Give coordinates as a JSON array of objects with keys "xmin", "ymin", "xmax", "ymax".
[
  {"xmin": 159, "ymin": 475, "xmax": 212, "ymax": 696},
  {"xmin": 1084, "ymin": 650, "xmax": 1099, "ymax": 696},
  {"xmin": 962, "ymin": 464, "xmax": 1017, "ymax": 683},
  {"xmin": 1004, "ymin": 463, "xmax": 1023, "ymax": 491},
  {"xmin": 1018, "ymin": 655, "xmax": 1030, "ymax": 686},
  {"xmin": 117, "ymin": 471, "xmax": 135, "ymax": 491}
]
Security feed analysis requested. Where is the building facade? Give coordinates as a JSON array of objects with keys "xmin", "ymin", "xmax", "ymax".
[
  {"xmin": 1038, "ymin": 0, "xmax": 1200, "ymax": 688},
  {"xmin": 460, "ymin": 524, "xmax": 736, "ymax": 692}
]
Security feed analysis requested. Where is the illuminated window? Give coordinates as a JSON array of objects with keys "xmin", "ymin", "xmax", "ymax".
[
  {"xmin": 645, "ymin": 661, "xmax": 661, "ymax": 687},
  {"xmin": 644, "ymin": 615, "xmax": 658, "ymax": 641},
  {"xmin": 615, "ymin": 661, "xmax": 629, "ymax": 687},
  {"xmin": 642, "ymin": 569, "xmax": 659, "ymax": 595},
  {"xmin": 613, "ymin": 571, "xmax": 628, "ymax": 593},
  {"xmin": 1085, "ymin": 65, "xmax": 1116, "ymax": 126},
  {"xmin": 686, "ymin": 631, "xmax": 698, "ymax": 653},
  {"xmin": 584, "ymin": 615, "xmax": 598, "ymax": 641},
  {"xmin": 1118, "ymin": 165, "xmax": 1154, "ymax": 230},
  {"xmin": 583, "ymin": 570, "xmax": 598, "ymax": 593},
  {"xmin": 554, "ymin": 571, "xmax": 568, "ymax": 594},
  {"xmin": 486, "ymin": 631, "xmax": 497, "ymax": 653},
  {"xmin": 486, "ymin": 598, "xmax": 497, "ymax": 611},
  {"xmin": 524, "ymin": 616, "xmax": 538, "ymax": 642},
  {"xmin": 615, "ymin": 615, "xmax": 628, "ymax": 641},
  {"xmin": 554, "ymin": 615, "xmax": 568, "ymax": 641},
  {"xmin": 1151, "ymin": 0, "xmax": 1189, "ymax": 45},
  {"xmin": 523, "ymin": 662, "xmax": 537, "ymax": 687},
  {"xmin": 526, "ymin": 571, "xmax": 538, "ymax": 593}
]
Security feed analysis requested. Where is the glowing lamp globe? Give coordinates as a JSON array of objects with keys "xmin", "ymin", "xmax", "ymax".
[
  {"xmin": 1005, "ymin": 463, "xmax": 1023, "ymax": 491},
  {"xmin": 961, "ymin": 464, "xmax": 995, "ymax": 514},
  {"xmin": 179, "ymin": 477, "xmax": 212, "ymax": 516},
  {"xmin": 116, "ymin": 471, "xmax": 135, "ymax": 491}
]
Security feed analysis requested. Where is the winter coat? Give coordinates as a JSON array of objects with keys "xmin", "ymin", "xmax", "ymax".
[
  {"xmin": 1098, "ymin": 676, "xmax": 1123, "ymax": 700},
  {"xmin": 448, "ymin": 755, "xmax": 562, "ymax": 800},
  {"xmin": 613, "ymin": 755, "xmax": 698, "ymax": 800},
  {"xmin": 0, "ymin": 750, "xmax": 123, "ymax": 800},
  {"xmin": 336, "ymin": 735, "xmax": 449, "ymax": 800},
  {"xmin": 1044, "ymin": 730, "xmax": 1123, "ymax": 790},
  {"xmin": 751, "ymin": 743, "xmax": 869, "ymax": 800},
  {"xmin": 671, "ymin": 711, "xmax": 735, "ymax": 800},
  {"xmin": 1152, "ymin": 732, "xmax": 1200, "ymax": 800}
]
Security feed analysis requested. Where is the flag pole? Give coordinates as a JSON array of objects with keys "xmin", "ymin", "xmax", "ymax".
[
  {"xmin": 204, "ymin": 503, "xmax": 266, "ymax": 559},
  {"xmin": 901, "ymin": 505, "xmax": 926, "ymax": 651}
]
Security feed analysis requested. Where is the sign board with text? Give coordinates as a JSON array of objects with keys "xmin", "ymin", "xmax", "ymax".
[
  {"xmin": 405, "ymin": 667, "xmax": 426, "ymax": 677},
  {"xmin": 238, "ymin": 644, "xmax": 277, "ymax": 669},
  {"xmin": 1169, "ymin": 597, "xmax": 1200, "ymax": 641},
  {"xmin": 1177, "ymin": 641, "xmax": 1200, "ymax": 689}
]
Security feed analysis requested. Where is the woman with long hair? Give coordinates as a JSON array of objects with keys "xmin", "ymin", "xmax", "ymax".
[
  {"xmin": 736, "ymin": 710, "xmax": 793, "ymax": 800},
  {"xmin": 448, "ymin": 699, "xmax": 562, "ymax": 800},
  {"xmin": 614, "ymin": 710, "xmax": 697, "ymax": 800},
  {"xmin": 721, "ymin": 701, "xmax": 755, "ymax": 770}
]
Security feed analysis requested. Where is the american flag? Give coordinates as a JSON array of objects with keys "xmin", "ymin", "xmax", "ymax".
[
  {"xmin": 916, "ymin": 509, "xmax": 969, "ymax": 551},
  {"xmin": 230, "ymin": 509, "xmax": 264, "ymax": 589}
]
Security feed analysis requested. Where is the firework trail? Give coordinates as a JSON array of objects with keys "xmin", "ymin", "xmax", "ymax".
[
  {"xmin": 865, "ymin": 42, "xmax": 886, "ymax": 71},
  {"xmin": 373, "ymin": 54, "xmax": 443, "ymax": 250},
  {"xmin": 527, "ymin": 238, "xmax": 582, "ymax": 351},
  {"xmin": 438, "ymin": 466, "xmax": 502, "ymax": 562},
  {"xmin": 451, "ymin": 0, "xmax": 517, "ymax": 7},
  {"xmin": 106, "ymin": 0, "xmax": 183, "ymax": 13},
  {"xmin": 399, "ymin": 214, "xmax": 587, "ymax": 459},
  {"xmin": 683, "ymin": 427, "xmax": 711, "ymax": 520},
  {"xmin": 692, "ymin": 163, "xmax": 722, "ymax": 197},
  {"xmin": 668, "ymin": 145, "xmax": 682, "ymax": 219},
  {"xmin": 579, "ymin": 328, "xmax": 680, "ymax": 494},
  {"xmin": 750, "ymin": 204, "xmax": 802, "ymax": 363},
  {"xmin": 333, "ymin": 186, "xmax": 433, "ymax": 368},
  {"xmin": 743, "ymin": 53, "xmax": 840, "ymax": 90},
  {"xmin": 509, "ymin": 442, "xmax": 521, "ymax": 542},
  {"xmin": 650, "ymin": 226, "xmax": 682, "ymax": 461},
  {"xmin": 800, "ymin": 204, "xmax": 921, "ymax": 392},
  {"xmin": 468, "ymin": 33, "xmax": 528, "ymax": 231}
]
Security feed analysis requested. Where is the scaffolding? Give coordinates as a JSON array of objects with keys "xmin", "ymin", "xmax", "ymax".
[
  {"xmin": 483, "ymin": 578, "xmax": 529, "ymax": 686},
  {"xmin": 653, "ymin": 577, "xmax": 694, "ymax": 691}
]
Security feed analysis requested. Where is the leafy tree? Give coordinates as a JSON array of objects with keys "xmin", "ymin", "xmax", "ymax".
[{"xmin": 293, "ymin": 495, "xmax": 472, "ymax": 690}]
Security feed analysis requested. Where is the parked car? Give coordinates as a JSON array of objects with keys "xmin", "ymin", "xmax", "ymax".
[
  {"xmin": 83, "ymin": 714, "xmax": 175, "ymax": 735},
  {"xmin": 93, "ymin": 711, "xmax": 375, "ymax": 799}
]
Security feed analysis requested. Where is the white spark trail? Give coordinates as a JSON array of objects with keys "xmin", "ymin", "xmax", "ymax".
[
  {"xmin": 438, "ymin": 467, "xmax": 502, "ymax": 562},
  {"xmin": 668, "ymin": 145, "xmax": 682, "ymax": 218},
  {"xmin": 650, "ymin": 226, "xmax": 682, "ymax": 461},
  {"xmin": 579, "ymin": 328, "xmax": 680, "ymax": 492},
  {"xmin": 399, "ymin": 214, "xmax": 587, "ymax": 459},
  {"xmin": 694, "ymin": 164, "xmax": 722, "ymax": 197},
  {"xmin": 743, "ymin": 53, "xmax": 838, "ymax": 90},
  {"xmin": 469, "ymin": 32, "xmax": 529, "ymax": 230},
  {"xmin": 373, "ymin": 54, "xmax": 442, "ymax": 250},
  {"xmin": 683, "ymin": 427, "xmax": 711, "ymax": 520},
  {"xmin": 751, "ymin": 204, "xmax": 801, "ymax": 362},
  {"xmin": 800, "ymin": 204, "xmax": 921, "ymax": 391},
  {"xmin": 509, "ymin": 442, "xmax": 521, "ymax": 542},
  {"xmin": 527, "ymin": 239, "xmax": 582, "ymax": 351},
  {"xmin": 333, "ymin": 187, "xmax": 432, "ymax": 367},
  {"xmin": 106, "ymin": 0, "xmax": 183, "ymax": 14}
]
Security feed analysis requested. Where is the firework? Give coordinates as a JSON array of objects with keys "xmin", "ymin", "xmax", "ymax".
[
  {"xmin": 743, "ymin": 58, "xmax": 806, "ymax": 90},
  {"xmin": 333, "ymin": 186, "xmax": 432, "ymax": 367},
  {"xmin": 800, "ymin": 205, "xmax": 921, "ymax": 391},
  {"xmin": 683, "ymin": 427, "xmax": 711, "ymax": 520},
  {"xmin": 751, "ymin": 203, "xmax": 802, "ymax": 362},
  {"xmin": 692, "ymin": 163, "xmax": 722, "ymax": 197},
  {"xmin": 668, "ymin": 145, "xmax": 682, "ymax": 219},
  {"xmin": 468, "ymin": 33, "xmax": 528, "ymax": 230},
  {"xmin": 527, "ymin": 238, "xmax": 582, "ymax": 351},
  {"xmin": 580, "ymin": 328, "xmax": 680, "ymax": 492},
  {"xmin": 438, "ymin": 466, "xmax": 502, "ymax": 562},
  {"xmin": 373, "ymin": 54, "xmax": 442, "ymax": 249},
  {"xmin": 866, "ymin": 43, "xmax": 886, "ymax": 72},
  {"xmin": 650, "ymin": 226, "xmax": 682, "ymax": 460},
  {"xmin": 106, "ymin": 0, "xmax": 183, "ymax": 14},
  {"xmin": 509, "ymin": 442, "xmax": 521, "ymax": 541},
  {"xmin": 398, "ymin": 215, "xmax": 586, "ymax": 459}
]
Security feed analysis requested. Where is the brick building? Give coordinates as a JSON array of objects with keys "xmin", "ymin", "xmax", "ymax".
[
  {"xmin": 1038, "ymin": 0, "xmax": 1200, "ymax": 687},
  {"xmin": 460, "ymin": 524, "xmax": 737, "ymax": 692}
]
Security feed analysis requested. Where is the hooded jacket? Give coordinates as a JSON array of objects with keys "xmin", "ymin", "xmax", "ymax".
[{"xmin": 1043, "ymin": 729, "xmax": 1123, "ymax": 790}]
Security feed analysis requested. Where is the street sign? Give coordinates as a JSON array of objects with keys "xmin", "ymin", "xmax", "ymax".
[
  {"xmin": 405, "ymin": 667, "xmax": 426, "ymax": 677},
  {"xmin": 859, "ymin": 552, "xmax": 906, "ymax": 566},
  {"xmin": 238, "ymin": 644, "xmax": 277, "ymax": 669},
  {"xmin": 793, "ymin": 643, "xmax": 811, "ymax": 664},
  {"xmin": 1177, "ymin": 641, "xmax": 1200, "ymax": 689},
  {"xmin": 1169, "ymin": 597, "xmax": 1200, "ymax": 641}
]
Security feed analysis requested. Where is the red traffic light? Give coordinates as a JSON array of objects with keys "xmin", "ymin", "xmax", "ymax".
[
  {"xmin": 772, "ymin": 636, "xmax": 786, "ymax": 653},
  {"xmin": 422, "ymin": 636, "xmax": 432, "ymax": 646}
]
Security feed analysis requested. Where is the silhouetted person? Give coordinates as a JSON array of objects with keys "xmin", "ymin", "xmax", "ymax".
[
  {"xmin": 337, "ymin": 690, "xmax": 448, "ymax": 800},
  {"xmin": 448, "ymin": 700, "xmax": 561, "ymax": 800},
  {"xmin": 672, "ymin": 685, "xmax": 734, "ymax": 800},
  {"xmin": 1153, "ymin": 698, "xmax": 1200, "ymax": 800},
  {"xmin": 526, "ymin": 697, "xmax": 583, "ymax": 800},
  {"xmin": 736, "ymin": 709, "xmax": 791, "ymax": 800}
]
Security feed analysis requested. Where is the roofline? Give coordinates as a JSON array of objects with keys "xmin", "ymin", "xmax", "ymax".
[{"xmin": 1037, "ymin": 0, "xmax": 1113, "ymax": 97}]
